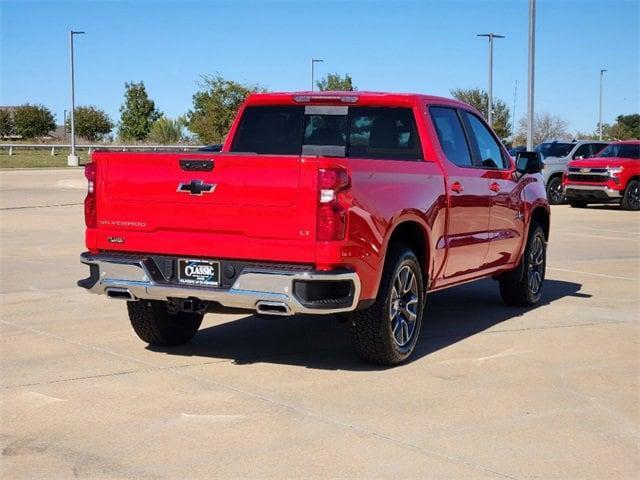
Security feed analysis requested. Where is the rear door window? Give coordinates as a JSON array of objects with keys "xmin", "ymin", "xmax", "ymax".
[{"xmin": 429, "ymin": 107, "xmax": 473, "ymax": 167}]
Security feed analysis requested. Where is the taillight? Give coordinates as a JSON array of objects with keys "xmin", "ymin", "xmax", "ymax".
[
  {"xmin": 84, "ymin": 162, "xmax": 97, "ymax": 228},
  {"xmin": 317, "ymin": 168, "xmax": 349, "ymax": 241}
]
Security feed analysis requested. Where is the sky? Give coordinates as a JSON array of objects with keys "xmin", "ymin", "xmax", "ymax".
[{"xmin": 1, "ymin": 0, "xmax": 638, "ymax": 135}]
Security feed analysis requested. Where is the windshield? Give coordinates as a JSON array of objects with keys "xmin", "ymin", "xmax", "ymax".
[
  {"xmin": 534, "ymin": 142, "xmax": 574, "ymax": 158},
  {"xmin": 597, "ymin": 143, "xmax": 640, "ymax": 159}
]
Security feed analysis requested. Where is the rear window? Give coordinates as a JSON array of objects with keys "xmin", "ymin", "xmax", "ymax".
[
  {"xmin": 231, "ymin": 106, "xmax": 304, "ymax": 155},
  {"xmin": 230, "ymin": 106, "xmax": 422, "ymax": 160}
]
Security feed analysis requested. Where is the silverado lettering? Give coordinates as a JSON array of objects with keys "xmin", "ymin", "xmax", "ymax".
[{"xmin": 78, "ymin": 91, "xmax": 550, "ymax": 365}]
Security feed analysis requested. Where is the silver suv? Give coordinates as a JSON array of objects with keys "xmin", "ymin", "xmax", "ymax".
[{"xmin": 535, "ymin": 140, "xmax": 609, "ymax": 204}]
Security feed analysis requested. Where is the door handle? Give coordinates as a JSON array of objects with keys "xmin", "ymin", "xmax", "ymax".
[
  {"xmin": 180, "ymin": 159, "xmax": 214, "ymax": 172},
  {"xmin": 489, "ymin": 182, "xmax": 501, "ymax": 193},
  {"xmin": 451, "ymin": 182, "xmax": 464, "ymax": 193}
]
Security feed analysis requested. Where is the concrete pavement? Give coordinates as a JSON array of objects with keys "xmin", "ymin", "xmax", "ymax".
[{"xmin": 1, "ymin": 168, "xmax": 638, "ymax": 479}]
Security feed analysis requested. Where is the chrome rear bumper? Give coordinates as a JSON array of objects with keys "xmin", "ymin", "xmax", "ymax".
[{"xmin": 78, "ymin": 252, "xmax": 360, "ymax": 315}]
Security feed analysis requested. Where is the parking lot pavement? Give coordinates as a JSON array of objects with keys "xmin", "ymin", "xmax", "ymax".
[{"xmin": 1, "ymin": 168, "xmax": 638, "ymax": 479}]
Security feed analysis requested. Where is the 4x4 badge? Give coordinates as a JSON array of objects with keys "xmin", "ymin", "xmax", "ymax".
[{"xmin": 177, "ymin": 179, "xmax": 216, "ymax": 196}]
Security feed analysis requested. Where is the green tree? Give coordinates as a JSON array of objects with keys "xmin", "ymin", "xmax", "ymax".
[
  {"xmin": 66, "ymin": 106, "xmax": 113, "ymax": 142},
  {"xmin": 0, "ymin": 109, "xmax": 14, "ymax": 138},
  {"xmin": 118, "ymin": 81, "xmax": 161, "ymax": 141},
  {"xmin": 12, "ymin": 104, "xmax": 56, "ymax": 139},
  {"xmin": 600, "ymin": 114, "xmax": 640, "ymax": 140},
  {"xmin": 450, "ymin": 88, "xmax": 511, "ymax": 139},
  {"xmin": 149, "ymin": 116, "xmax": 187, "ymax": 144},
  {"xmin": 188, "ymin": 75, "xmax": 264, "ymax": 144},
  {"xmin": 316, "ymin": 73, "xmax": 355, "ymax": 91}
]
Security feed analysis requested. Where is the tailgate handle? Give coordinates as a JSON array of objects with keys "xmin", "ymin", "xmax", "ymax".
[{"xmin": 180, "ymin": 159, "xmax": 214, "ymax": 172}]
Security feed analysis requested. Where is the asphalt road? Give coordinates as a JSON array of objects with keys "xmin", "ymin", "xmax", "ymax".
[{"xmin": 1, "ymin": 168, "xmax": 639, "ymax": 479}]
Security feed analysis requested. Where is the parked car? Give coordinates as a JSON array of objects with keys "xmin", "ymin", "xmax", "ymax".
[
  {"xmin": 564, "ymin": 140, "xmax": 640, "ymax": 210},
  {"xmin": 509, "ymin": 145, "xmax": 527, "ymax": 156},
  {"xmin": 535, "ymin": 140, "xmax": 609, "ymax": 205},
  {"xmin": 78, "ymin": 91, "xmax": 550, "ymax": 365}
]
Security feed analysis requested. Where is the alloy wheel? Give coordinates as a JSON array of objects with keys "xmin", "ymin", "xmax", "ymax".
[
  {"xmin": 549, "ymin": 179, "xmax": 564, "ymax": 204},
  {"xmin": 629, "ymin": 183, "xmax": 640, "ymax": 209},
  {"xmin": 527, "ymin": 235, "xmax": 545, "ymax": 295},
  {"xmin": 389, "ymin": 265, "xmax": 419, "ymax": 347}
]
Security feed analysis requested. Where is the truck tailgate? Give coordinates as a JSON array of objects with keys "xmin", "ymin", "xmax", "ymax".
[{"xmin": 92, "ymin": 151, "xmax": 318, "ymax": 263}]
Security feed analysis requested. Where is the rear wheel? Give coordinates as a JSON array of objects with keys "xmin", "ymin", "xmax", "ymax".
[
  {"xmin": 127, "ymin": 300, "xmax": 203, "ymax": 346},
  {"xmin": 546, "ymin": 176, "xmax": 564, "ymax": 205},
  {"xmin": 499, "ymin": 224, "xmax": 546, "ymax": 307},
  {"xmin": 348, "ymin": 246, "xmax": 425, "ymax": 366},
  {"xmin": 621, "ymin": 180, "xmax": 640, "ymax": 211},
  {"xmin": 569, "ymin": 200, "xmax": 588, "ymax": 208}
]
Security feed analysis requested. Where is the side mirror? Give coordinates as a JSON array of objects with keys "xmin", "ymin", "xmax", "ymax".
[{"xmin": 516, "ymin": 151, "xmax": 542, "ymax": 175}]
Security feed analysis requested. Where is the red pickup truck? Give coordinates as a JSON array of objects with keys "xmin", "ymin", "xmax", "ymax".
[
  {"xmin": 563, "ymin": 140, "xmax": 640, "ymax": 210},
  {"xmin": 79, "ymin": 91, "xmax": 550, "ymax": 365}
]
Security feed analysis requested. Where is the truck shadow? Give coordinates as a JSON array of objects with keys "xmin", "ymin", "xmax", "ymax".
[{"xmin": 148, "ymin": 279, "xmax": 590, "ymax": 371}]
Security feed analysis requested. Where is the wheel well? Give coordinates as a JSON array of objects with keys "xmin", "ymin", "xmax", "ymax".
[
  {"xmin": 548, "ymin": 172, "xmax": 563, "ymax": 182},
  {"xmin": 531, "ymin": 207, "xmax": 550, "ymax": 240},
  {"xmin": 626, "ymin": 175, "xmax": 640, "ymax": 188},
  {"xmin": 387, "ymin": 222, "xmax": 428, "ymax": 274}
]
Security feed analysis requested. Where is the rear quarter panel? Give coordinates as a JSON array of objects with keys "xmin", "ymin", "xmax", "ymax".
[{"xmin": 316, "ymin": 101, "xmax": 448, "ymax": 300}]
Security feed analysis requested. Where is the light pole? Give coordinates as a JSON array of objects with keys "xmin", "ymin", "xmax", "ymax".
[
  {"xmin": 477, "ymin": 33, "xmax": 505, "ymax": 127},
  {"xmin": 526, "ymin": 0, "xmax": 536, "ymax": 150},
  {"xmin": 68, "ymin": 30, "xmax": 85, "ymax": 167},
  {"xmin": 512, "ymin": 80, "xmax": 517, "ymax": 140},
  {"xmin": 311, "ymin": 58, "xmax": 323, "ymax": 91},
  {"xmin": 599, "ymin": 69, "xmax": 607, "ymax": 140}
]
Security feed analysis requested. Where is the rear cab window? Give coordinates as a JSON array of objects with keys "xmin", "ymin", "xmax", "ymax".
[{"xmin": 230, "ymin": 105, "xmax": 423, "ymax": 161}]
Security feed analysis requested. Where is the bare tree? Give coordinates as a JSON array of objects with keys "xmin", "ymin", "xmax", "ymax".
[{"xmin": 514, "ymin": 112, "xmax": 569, "ymax": 146}]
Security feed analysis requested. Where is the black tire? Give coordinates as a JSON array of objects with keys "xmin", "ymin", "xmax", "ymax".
[
  {"xmin": 347, "ymin": 246, "xmax": 425, "ymax": 366},
  {"xmin": 569, "ymin": 201, "xmax": 588, "ymax": 208},
  {"xmin": 499, "ymin": 224, "xmax": 546, "ymax": 307},
  {"xmin": 546, "ymin": 176, "xmax": 564, "ymax": 205},
  {"xmin": 127, "ymin": 300, "xmax": 203, "ymax": 346},
  {"xmin": 621, "ymin": 179, "xmax": 640, "ymax": 211}
]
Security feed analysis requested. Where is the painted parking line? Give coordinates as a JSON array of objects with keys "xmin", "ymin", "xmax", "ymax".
[
  {"xmin": 548, "ymin": 267, "xmax": 637, "ymax": 282},
  {"xmin": 556, "ymin": 231, "xmax": 640, "ymax": 242}
]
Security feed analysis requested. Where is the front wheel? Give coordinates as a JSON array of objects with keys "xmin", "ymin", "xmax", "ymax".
[
  {"xmin": 621, "ymin": 180, "xmax": 640, "ymax": 211},
  {"xmin": 499, "ymin": 224, "xmax": 546, "ymax": 307},
  {"xmin": 348, "ymin": 246, "xmax": 425, "ymax": 366},
  {"xmin": 546, "ymin": 176, "xmax": 565, "ymax": 205}
]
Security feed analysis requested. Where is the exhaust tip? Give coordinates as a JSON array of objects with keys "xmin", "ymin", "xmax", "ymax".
[
  {"xmin": 255, "ymin": 301, "xmax": 291, "ymax": 316},
  {"xmin": 106, "ymin": 288, "xmax": 136, "ymax": 301}
]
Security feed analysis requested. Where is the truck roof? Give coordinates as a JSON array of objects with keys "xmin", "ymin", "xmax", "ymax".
[{"xmin": 245, "ymin": 91, "xmax": 473, "ymax": 110}]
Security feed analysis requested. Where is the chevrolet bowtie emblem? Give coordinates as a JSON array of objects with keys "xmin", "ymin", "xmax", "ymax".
[{"xmin": 177, "ymin": 179, "xmax": 216, "ymax": 196}]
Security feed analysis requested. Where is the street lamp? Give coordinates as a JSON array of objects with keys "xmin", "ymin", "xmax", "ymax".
[
  {"xmin": 526, "ymin": 0, "xmax": 536, "ymax": 150},
  {"xmin": 68, "ymin": 30, "xmax": 85, "ymax": 167},
  {"xmin": 599, "ymin": 69, "xmax": 607, "ymax": 140},
  {"xmin": 311, "ymin": 58, "xmax": 323, "ymax": 91},
  {"xmin": 477, "ymin": 33, "xmax": 505, "ymax": 127}
]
